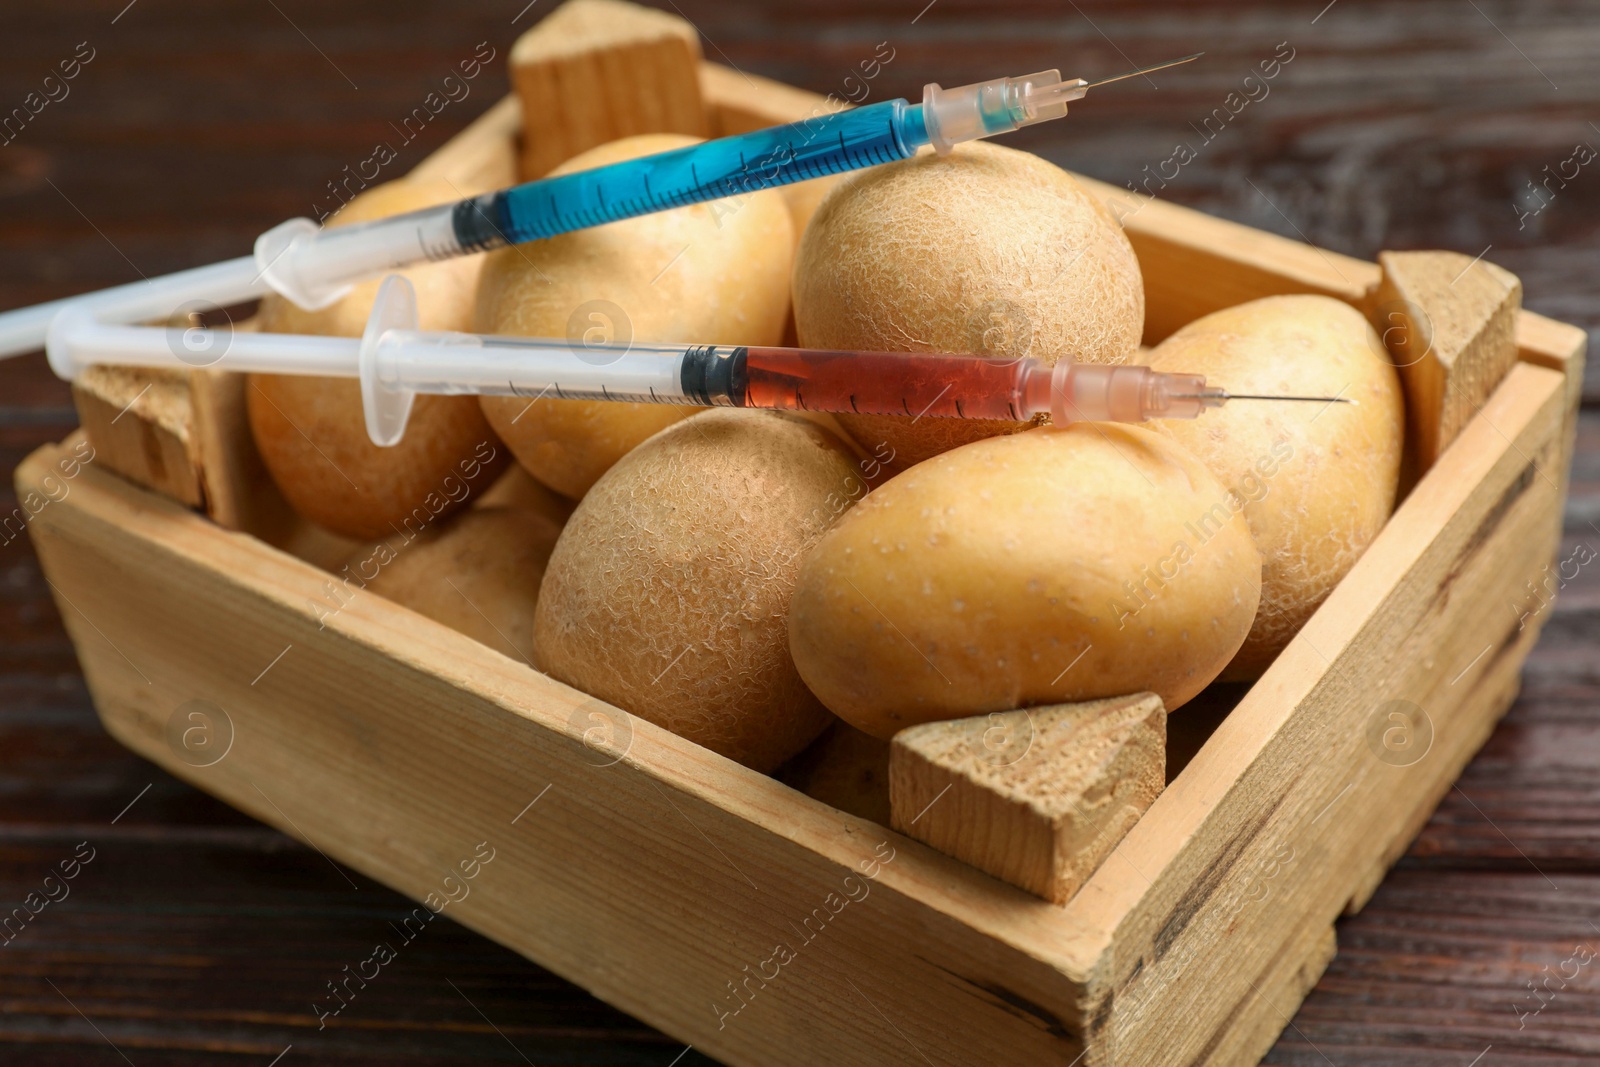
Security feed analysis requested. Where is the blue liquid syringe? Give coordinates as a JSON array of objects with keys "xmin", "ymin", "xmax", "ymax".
[{"xmin": 0, "ymin": 53, "xmax": 1200, "ymax": 359}]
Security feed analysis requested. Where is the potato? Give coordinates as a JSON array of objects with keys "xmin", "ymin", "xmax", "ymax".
[
  {"xmin": 1146, "ymin": 295, "xmax": 1404, "ymax": 677},
  {"xmin": 478, "ymin": 133, "xmax": 795, "ymax": 499},
  {"xmin": 788, "ymin": 425, "xmax": 1261, "ymax": 739},
  {"xmin": 354, "ymin": 507, "xmax": 561, "ymax": 665},
  {"xmin": 793, "ymin": 140, "xmax": 1144, "ymax": 469},
  {"xmin": 248, "ymin": 179, "xmax": 503, "ymax": 540},
  {"xmin": 774, "ymin": 720, "xmax": 891, "ymax": 825},
  {"xmin": 533, "ymin": 409, "xmax": 866, "ymax": 772},
  {"xmin": 473, "ymin": 463, "xmax": 575, "ymax": 526}
]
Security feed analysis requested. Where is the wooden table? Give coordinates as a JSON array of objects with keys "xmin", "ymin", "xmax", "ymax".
[{"xmin": 1, "ymin": 2, "xmax": 1595, "ymax": 1063}]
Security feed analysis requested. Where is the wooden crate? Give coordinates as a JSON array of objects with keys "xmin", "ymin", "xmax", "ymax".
[{"xmin": 17, "ymin": 59, "xmax": 1587, "ymax": 1067}]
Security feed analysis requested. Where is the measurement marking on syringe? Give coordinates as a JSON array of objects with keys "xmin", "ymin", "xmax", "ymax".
[{"xmin": 910, "ymin": 383, "xmax": 953, "ymax": 422}]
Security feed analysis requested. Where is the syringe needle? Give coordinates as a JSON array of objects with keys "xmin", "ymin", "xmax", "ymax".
[
  {"xmin": 1167, "ymin": 391, "xmax": 1357, "ymax": 411},
  {"xmin": 1222, "ymin": 394, "xmax": 1354, "ymax": 404},
  {"xmin": 1222, "ymin": 396, "xmax": 1350, "ymax": 404},
  {"xmin": 1081, "ymin": 52, "xmax": 1205, "ymax": 91}
]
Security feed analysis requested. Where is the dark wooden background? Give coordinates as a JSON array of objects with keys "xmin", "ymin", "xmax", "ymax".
[{"xmin": 1, "ymin": 1, "xmax": 1597, "ymax": 1063}]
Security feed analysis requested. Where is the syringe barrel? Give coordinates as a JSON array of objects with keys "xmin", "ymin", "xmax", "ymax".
[
  {"xmin": 372, "ymin": 331, "xmax": 696, "ymax": 405},
  {"xmin": 259, "ymin": 100, "xmax": 928, "ymax": 312},
  {"xmin": 1033, "ymin": 363, "xmax": 1209, "ymax": 423},
  {"xmin": 254, "ymin": 207, "xmax": 461, "ymax": 311},
  {"xmin": 742, "ymin": 348, "xmax": 1033, "ymax": 420},
  {"xmin": 485, "ymin": 99, "xmax": 926, "ymax": 246}
]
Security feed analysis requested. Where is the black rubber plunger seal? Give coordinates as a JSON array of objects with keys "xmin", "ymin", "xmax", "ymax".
[
  {"xmin": 451, "ymin": 193, "xmax": 512, "ymax": 255},
  {"xmin": 680, "ymin": 346, "xmax": 748, "ymax": 407}
]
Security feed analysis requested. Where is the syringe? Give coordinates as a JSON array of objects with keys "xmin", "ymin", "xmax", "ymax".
[
  {"xmin": 0, "ymin": 53, "xmax": 1202, "ymax": 359},
  {"xmin": 47, "ymin": 276, "xmax": 1347, "ymax": 446}
]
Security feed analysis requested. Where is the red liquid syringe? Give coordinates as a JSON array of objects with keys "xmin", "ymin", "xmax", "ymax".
[{"xmin": 46, "ymin": 276, "xmax": 1346, "ymax": 446}]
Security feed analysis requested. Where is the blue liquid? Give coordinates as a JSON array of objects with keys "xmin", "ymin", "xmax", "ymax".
[{"xmin": 456, "ymin": 100, "xmax": 929, "ymax": 251}]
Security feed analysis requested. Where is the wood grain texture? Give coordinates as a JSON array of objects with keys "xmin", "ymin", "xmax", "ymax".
[
  {"xmin": 512, "ymin": 0, "xmax": 706, "ymax": 177},
  {"xmin": 889, "ymin": 694, "xmax": 1166, "ymax": 905},
  {"xmin": 1379, "ymin": 250, "xmax": 1524, "ymax": 471},
  {"xmin": 19, "ymin": 436, "xmax": 1104, "ymax": 1067},
  {"xmin": 70, "ymin": 364, "xmax": 201, "ymax": 506},
  {"xmin": 0, "ymin": 2, "xmax": 1596, "ymax": 1064}
]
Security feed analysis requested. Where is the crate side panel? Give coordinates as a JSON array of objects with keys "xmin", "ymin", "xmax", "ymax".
[
  {"xmin": 1074, "ymin": 175, "xmax": 1381, "ymax": 346},
  {"xmin": 19, "ymin": 446, "xmax": 1099, "ymax": 1067},
  {"xmin": 1063, "ymin": 363, "xmax": 1567, "ymax": 1065}
]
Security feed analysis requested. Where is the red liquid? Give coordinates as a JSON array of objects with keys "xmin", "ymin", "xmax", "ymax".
[{"xmin": 742, "ymin": 348, "xmax": 1031, "ymax": 420}]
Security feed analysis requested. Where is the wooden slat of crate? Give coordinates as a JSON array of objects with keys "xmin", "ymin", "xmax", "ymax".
[
  {"xmin": 1071, "ymin": 360, "xmax": 1569, "ymax": 1063},
  {"xmin": 18, "ymin": 439, "xmax": 1098, "ymax": 1064}
]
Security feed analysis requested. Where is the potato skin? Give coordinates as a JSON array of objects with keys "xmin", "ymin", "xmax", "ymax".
[
  {"xmin": 532, "ymin": 409, "xmax": 865, "ymax": 772},
  {"xmin": 248, "ymin": 380, "xmax": 506, "ymax": 541},
  {"xmin": 1147, "ymin": 295, "xmax": 1404, "ymax": 678},
  {"xmin": 788, "ymin": 425, "xmax": 1261, "ymax": 739},
  {"xmin": 793, "ymin": 140, "xmax": 1144, "ymax": 469},
  {"xmin": 356, "ymin": 507, "xmax": 561, "ymax": 665},
  {"xmin": 478, "ymin": 133, "xmax": 795, "ymax": 499},
  {"xmin": 248, "ymin": 178, "xmax": 502, "ymax": 540}
]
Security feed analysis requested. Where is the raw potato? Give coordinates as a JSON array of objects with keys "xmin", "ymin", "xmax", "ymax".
[
  {"xmin": 793, "ymin": 140, "xmax": 1144, "ymax": 468},
  {"xmin": 248, "ymin": 179, "xmax": 503, "ymax": 540},
  {"xmin": 474, "ymin": 463, "xmax": 575, "ymax": 526},
  {"xmin": 788, "ymin": 425, "xmax": 1261, "ymax": 739},
  {"xmin": 249, "ymin": 381, "xmax": 506, "ymax": 541},
  {"xmin": 533, "ymin": 409, "xmax": 865, "ymax": 772},
  {"xmin": 479, "ymin": 133, "xmax": 795, "ymax": 499},
  {"xmin": 775, "ymin": 720, "xmax": 891, "ymax": 826},
  {"xmin": 1147, "ymin": 294, "xmax": 1404, "ymax": 677},
  {"xmin": 355, "ymin": 507, "xmax": 562, "ymax": 665}
]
